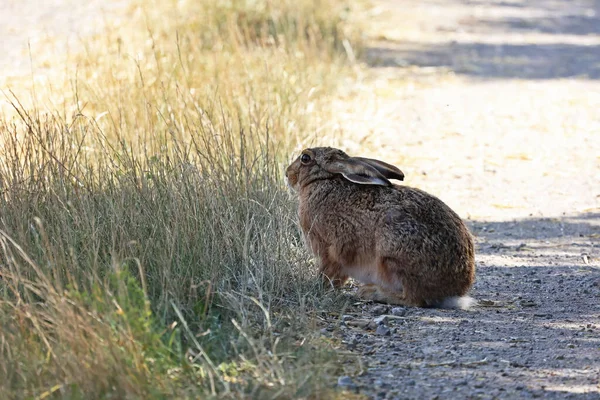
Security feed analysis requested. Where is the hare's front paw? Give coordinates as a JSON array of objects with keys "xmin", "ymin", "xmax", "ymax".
[
  {"xmin": 319, "ymin": 262, "xmax": 348, "ymax": 289},
  {"xmin": 322, "ymin": 274, "xmax": 348, "ymax": 289}
]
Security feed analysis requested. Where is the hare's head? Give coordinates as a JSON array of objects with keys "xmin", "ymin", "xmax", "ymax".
[{"xmin": 285, "ymin": 147, "xmax": 404, "ymax": 191}]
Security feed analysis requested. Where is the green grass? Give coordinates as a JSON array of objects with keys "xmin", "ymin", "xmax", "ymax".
[{"xmin": 0, "ymin": 0, "xmax": 362, "ymax": 398}]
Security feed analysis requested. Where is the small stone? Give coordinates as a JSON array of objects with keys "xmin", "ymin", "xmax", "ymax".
[
  {"xmin": 532, "ymin": 279, "xmax": 542, "ymax": 284},
  {"xmin": 366, "ymin": 320, "xmax": 378, "ymax": 330},
  {"xmin": 391, "ymin": 307, "xmax": 406, "ymax": 316},
  {"xmin": 374, "ymin": 315, "xmax": 388, "ymax": 325},
  {"xmin": 347, "ymin": 319, "xmax": 372, "ymax": 329},
  {"xmin": 341, "ymin": 314, "xmax": 354, "ymax": 322},
  {"xmin": 337, "ymin": 375, "xmax": 355, "ymax": 388},
  {"xmin": 407, "ymin": 380, "xmax": 416, "ymax": 386},
  {"xmin": 375, "ymin": 325, "xmax": 391, "ymax": 336},
  {"xmin": 421, "ymin": 346, "xmax": 440, "ymax": 355},
  {"xmin": 372, "ymin": 305, "xmax": 388, "ymax": 315}
]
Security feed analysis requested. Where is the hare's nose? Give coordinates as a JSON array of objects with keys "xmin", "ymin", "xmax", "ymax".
[{"xmin": 284, "ymin": 165, "xmax": 292, "ymax": 177}]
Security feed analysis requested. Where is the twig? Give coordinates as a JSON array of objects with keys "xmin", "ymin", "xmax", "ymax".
[{"xmin": 426, "ymin": 357, "xmax": 489, "ymax": 368}]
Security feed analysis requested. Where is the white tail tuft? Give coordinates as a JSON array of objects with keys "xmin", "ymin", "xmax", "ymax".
[{"xmin": 434, "ymin": 296, "xmax": 476, "ymax": 310}]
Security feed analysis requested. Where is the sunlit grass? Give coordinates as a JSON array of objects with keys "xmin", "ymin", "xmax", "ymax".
[{"xmin": 0, "ymin": 0, "xmax": 362, "ymax": 397}]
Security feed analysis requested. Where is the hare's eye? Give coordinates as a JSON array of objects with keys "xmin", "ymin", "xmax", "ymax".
[{"xmin": 300, "ymin": 154, "xmax": 311, "ymax": 164}]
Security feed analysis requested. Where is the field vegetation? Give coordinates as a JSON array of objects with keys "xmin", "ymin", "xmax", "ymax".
[{"xmin": 0, "ymin": 0, "xmax": 363, "ymax": 398}]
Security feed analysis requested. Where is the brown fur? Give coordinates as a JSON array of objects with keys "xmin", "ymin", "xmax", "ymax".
[{"xmin": 286, "ymin": 147, "xmax": 475, "ymax": 308}]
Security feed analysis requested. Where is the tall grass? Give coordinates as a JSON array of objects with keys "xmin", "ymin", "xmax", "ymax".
[{"xmin": 0, "ymin": 0, "xmax": 361, "ymax": 398}]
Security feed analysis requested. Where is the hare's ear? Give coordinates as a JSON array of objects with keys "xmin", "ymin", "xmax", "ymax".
[
  {"xmin": 325, "ymin": 159, "xmax": 391, "ymax": 186},
  {"xmin": 354, "ymin": 157, "xmax": 404, "ymax": 181}
]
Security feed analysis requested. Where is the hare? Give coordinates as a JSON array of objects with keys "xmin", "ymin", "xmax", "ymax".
[{"xmin": 286, "ymin": 147, "xmax": 475, "ymax": 309}]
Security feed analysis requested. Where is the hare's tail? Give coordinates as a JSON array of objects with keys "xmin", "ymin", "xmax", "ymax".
[{"xmin": 428, "ymin": 296, "xmax": 476, "ymax": 310}]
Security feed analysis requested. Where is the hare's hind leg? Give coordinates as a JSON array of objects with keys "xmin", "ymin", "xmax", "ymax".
[
  {"xmin": 357, "ymin": 284, "xmax": 415, "ymax": 306},
  {"xmin": 375, "ymin": 257, "xmax": 427, "ymax": 307}
]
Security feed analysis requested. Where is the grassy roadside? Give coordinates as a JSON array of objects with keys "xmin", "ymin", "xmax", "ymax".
[{"xmin": 0, "ymin": 0, "xmax": 363, "ymax": 398}]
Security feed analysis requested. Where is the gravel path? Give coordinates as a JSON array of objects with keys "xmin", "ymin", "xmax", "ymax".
[{"xmin": 329, "ymin": 0, "xmax": 600, "ymax": 398}]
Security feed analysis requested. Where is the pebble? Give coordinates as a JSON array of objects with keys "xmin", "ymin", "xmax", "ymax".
[
  {"xmin": 375, "ymin": 325, "xmax": 391, "ymax": 336},
  {"xmin": 337, "ymin": 375, "xmax": 355, "ymax": 389},
  {"xmin": 347, "ymin": 319, "xmax": 375, "ymax": 330},
  {"xmin": 391, "ymin": 307, "xmax": 406, "ymax": 316},
  {"xmin": 374, "ymin": 315, "xmax": 388, "ymax": 325},
  {"xmin": 372, "ymin": 305, "xmax": 389, "ymax": 315}
]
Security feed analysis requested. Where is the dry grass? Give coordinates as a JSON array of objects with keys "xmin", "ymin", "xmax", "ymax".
[{"xmin": 0, "ymin": 0, "xmax": 363, "ymax": 398}]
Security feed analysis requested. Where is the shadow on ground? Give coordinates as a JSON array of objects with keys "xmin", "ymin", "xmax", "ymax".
[
  {"xmin": 368, "ymin": 42, "xmax": 600, "ymax": 79},
  {"xmin": 463, "ymin": 0, "xmax": 600, "ymax": 36},
  {"xmin": 468, "ymin": 211, "xmax": 599, "ymax": 306},
  {"xmin": 469, "ymin": 212, "xmax": 600, "ymax": 242},
  {"xmin": 367, "ymin": 0, "xmax": 600, "ymax": 79}
]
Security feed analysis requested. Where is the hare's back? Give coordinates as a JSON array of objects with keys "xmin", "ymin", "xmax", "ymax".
[{"xmin": 384, "ymin": 185, "xmax": 468, "ymax": 238}]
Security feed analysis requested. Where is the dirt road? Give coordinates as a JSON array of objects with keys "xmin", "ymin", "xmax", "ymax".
[{"xmin": 330, "ymin": 1, "xmax": 600, "ymax": 398}]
